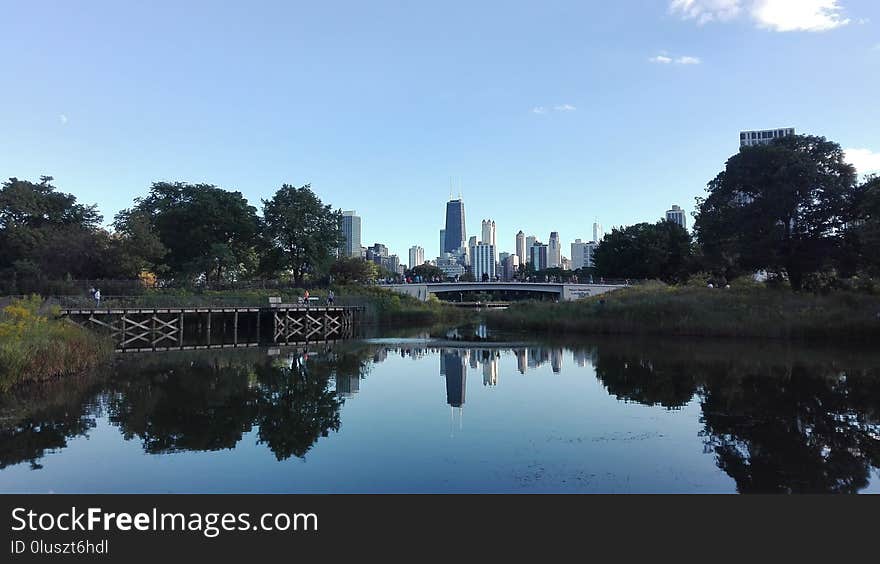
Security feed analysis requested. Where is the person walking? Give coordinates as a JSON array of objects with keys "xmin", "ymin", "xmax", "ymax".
[
  {"xmin": 94, "ymin": 288, "xmax": 101, "ymax": 308},
  {"xmin": 327, "ymin": 290, "xmax": 335, "ymax": 306}
]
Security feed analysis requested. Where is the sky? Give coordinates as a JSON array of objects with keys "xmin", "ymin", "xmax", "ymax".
[{"xmin": 1, "ymin": 0, "xmax": 878, "ymax": 262}]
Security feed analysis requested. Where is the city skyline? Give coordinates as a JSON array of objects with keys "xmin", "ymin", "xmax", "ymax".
[{"xmin": 2, "ymin": 1, "xmax": 879, "ymax": 261}]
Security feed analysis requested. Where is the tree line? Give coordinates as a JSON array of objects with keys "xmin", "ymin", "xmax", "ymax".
[
  {"xmin": 592, "ymin": 135, "xmax": 879, "ymax": 291},
  {"xmin": 0, "ymin": 178, "xmax": 344, "ymax": 293}
]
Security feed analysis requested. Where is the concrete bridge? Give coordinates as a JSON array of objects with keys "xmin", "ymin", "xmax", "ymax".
[{"xmin": 384, "ymin": 282, "xmax": 625, "ymax": 302}]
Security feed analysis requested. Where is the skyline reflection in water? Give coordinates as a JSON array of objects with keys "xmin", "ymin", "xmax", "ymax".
[{"xmin": 1, "ymin": 337, "xmax": 879, "ymax": 493}]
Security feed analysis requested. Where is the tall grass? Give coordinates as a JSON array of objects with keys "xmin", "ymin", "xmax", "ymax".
[
  {"xmin": 487, "ymin": 281, "xmax": 880, "ymax": 340},
  {"xmin": 0, "ymin": 296, "xmax": 112, "ymax": 390}
]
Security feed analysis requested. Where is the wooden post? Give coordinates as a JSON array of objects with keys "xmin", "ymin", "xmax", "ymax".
[
  {"xmin": 234, "ymin": 310, "xmax": 239, "ymax": 346},
  {"xmin": 256, "ymin": 310, "xmax": 261, "ymax": 343},
  {"xmin": 179, "ymin": 312, "xmax": 184, "ymax": 344},
  {"xmin": 206, "ymin": 310, "xmax": 212, "ymax": 346}
]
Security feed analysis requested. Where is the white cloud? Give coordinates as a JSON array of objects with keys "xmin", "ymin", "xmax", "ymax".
[
  {"xmin": 670, "ymin": 0, "xmax": 742, "ymax": 24},
  {"xmin": 554, "ymin": 104, "xmax": 576, "ymax": 111},
  {"xmin": 59, "ymin": 114, "xmax": 68, "ymax": 125},
  {"xmin": 670, "ymin": 0, "xmax": 852, "ymax": 32},
  {"xmin": 845, "ymin": 148, "xmax": 880, "ymax": 175},
  {"xmin": 650, "ymin": 54, "xmax": 701, "ymax": 65},
  {"xmin": 531, "ymin": 106, "xmax": 547, "ymax": 114},
  {"xmin": 752, "ymin": 0, "xmax": 849, "ymax": 32}
]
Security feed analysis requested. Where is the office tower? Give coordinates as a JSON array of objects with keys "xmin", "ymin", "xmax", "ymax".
[
  {"xmin": 548, "ymin": 232, "xmax": 561, "ymax": 268},
  {"xmin": 481, "ymin": 219, "xmax": 496, "ymax": 247},
  {"xmin": 525, "ymin": 235, "xmax": 537, "ymax": 263},
  {"xmin": 436, "ymin": 255, "xmax": 466, "ymax": 279},
  {"xmin": 439, "ymin": 229, "xmax": 445, "ymax": 257},
  {"xmin": 443, "ymin": 198, "xmax": 466, "ymax": 254},
  {"xmin": 339, "ymin": 211, "xmax": 362, "ymax": 258},
  {"xmin": 471, "ymin": 243, "xmax": 496, "ymax": 281},
  {"xmin": 529, "ymin": 243, "xmax": 548, "ymax": 271},
  {"xmin": 409, "ymin": 246, "xmax": 425, "ymax": 269},
  {"xmin": 515, "ymin": 231, "xmax": 526, "ymax": 265},
  {"xmin": 592, "ymin": 222, "xmax": 603, "ymax": 244},
  {"xmin": 482, "ymin": 354, "xmax": 499, "ymax": 387},
  {"xmin": 381, "ymin": 255, "xmax": 399, "ymax": 274},
  {"xmin": 571, "ymin": 239, "xmax": 599, "ymax": 270},
  {"xmin": 502, "ymin": 254, "xmax": 520, "ymax": 280},
  {"xmin": 666, "ymin": 205, "xmax": 687, "ymax": 229},
  {"xmin": 740, "ymin": 127, "xmax": 795, "ymax": 148}
]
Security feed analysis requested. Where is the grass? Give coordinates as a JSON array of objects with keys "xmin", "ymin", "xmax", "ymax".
[
  {"xmin": 0, "ymin": 295, "xmax": 113, "ymax": 390},
  {"xmin": 486, "ymin": 280, "xmax": 880, "ymax": 340}
]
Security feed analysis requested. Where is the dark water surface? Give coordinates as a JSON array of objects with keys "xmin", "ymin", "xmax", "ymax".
[{"xmin": 1, "ymin": 330, "xmax": 879, "ymax": 493}]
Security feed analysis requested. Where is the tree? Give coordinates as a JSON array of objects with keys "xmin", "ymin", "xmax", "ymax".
[
  {"xmin": 409, "ymin": 263, "xmax": 444, "ymax": 281},
  {"xmin": 109, "ymin": 209, "xmax": 168, "ymax": 278},
  {"xmin": 844, "ymin": 175, "xmax": 880, "ymax": 276},
  {"xmin": 330, "ymin": 257, "xmax": 377, "ymax": 284},
  {"xmin": 592, "ymin": 220, "xmax": 693, "ymax": 283},
  {"xmin": 124, "ymin": 182, "xmax": 259, "ymax": 283},
  {"xmin": 262, "ymin": 184, "xmax": 343, "ymax": 286},
  {"xmin": 694, "ymin": 135, "xmax": 857, "ymax": 290},
  {"xmin": 0, "ymin": 176, "xmax": 108, "ymax": 287}
]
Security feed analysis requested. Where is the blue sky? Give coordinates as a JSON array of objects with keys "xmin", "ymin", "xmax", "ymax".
[{"xmin": 1, "ymin": 0, "xmax": 878, "ymax": 262}]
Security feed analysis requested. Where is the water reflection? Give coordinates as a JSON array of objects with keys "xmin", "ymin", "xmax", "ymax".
[{"xmin": 1, "ymin": 338, "xmax": 879, "ymax": 493}]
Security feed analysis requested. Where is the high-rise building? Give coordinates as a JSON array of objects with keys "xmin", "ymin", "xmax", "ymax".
[
  {"xmin": 471, "ymin": 243, "xmax": 496, "ymax": 281},
  {"xmin": 439, "ymin": 229, "xmax": 445, "ymax": 257},
  {"xmin": 525, "ymin": 235, "xmax": 537, "ymax": 263},
  {"xmin": 339, "ymin": 211, "xmax": 362, "ymax": 258},
  {"xmin": 592, "ymin": 222, "xmax": 603, "ymax": 244},
  {"xmin": 443, "ymin": 198, "xmax": 466, "ymax": 255},
  {"xmin": 408, "ymin": 246, "xmax": 425, "ymax": 269},
  {"xmin": 666, "ymin": 205, "xmax": 687, "ymax": 229},
  {"xmin": 740, "ymin": 127, "xmax": 795, "ymax": 148},
  {"xmin": 502, "ymin": 254, "xmax": 520, "ymax": 281},
  {"xmin": 529, "ymin": 243, "xmax": 548, "ymax": 271},
  {"xmin": 571, "ymin": 239, "xmax": 599, "ymax": 270},
  {"xmin": 548, "ymin": 232, "xmax": 561, "ymax": 268},
  {"xmin": 515, "ymin": 231, "xmax": 526, "ymax": 265},
  {"xmin": 481, "ymin": 219, "xmax": 496, "ymax": 247}
]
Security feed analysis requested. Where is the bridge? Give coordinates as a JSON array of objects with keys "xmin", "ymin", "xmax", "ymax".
[{"xmin": 383, "ymin": 282, "xmax": 625, "ymax": 302}]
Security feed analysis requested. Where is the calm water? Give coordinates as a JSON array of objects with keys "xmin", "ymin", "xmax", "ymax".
[{"xmin": 1, "ymin": 330, "xmax": 879, "ymax": 493}]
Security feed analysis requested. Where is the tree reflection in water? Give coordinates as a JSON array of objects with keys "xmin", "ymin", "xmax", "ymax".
[{"xmin": 0, "ymin": 339, "xmax": 878, "ymax": 493}]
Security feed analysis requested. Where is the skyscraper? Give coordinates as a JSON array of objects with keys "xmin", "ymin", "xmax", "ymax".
[
  {"xmin": 529, "ymin": 243, "xmax": 548, "ymax": 271},
  {"xmin": 409, "ymin": 246, "xmax": 425, "ymax": 269},
  {"xmin": 515, "ymin": 231, "xmax": 526, "ymax": 265},
  {"xmin": 443, "ymin": 198, "xmax": 466, "ymax": 255},
  {"xmin": 571, "ymin": 239, "xmax": 598, "ymax": 270},
  {"xmin": 443, "ymin": 352, "xmax": 466, "ymax": 408},
  {"xmin": 525, "ymin": 235, "xmax": 537, "ymax": 263},
  {"xmin": 592, "ymin": 222, "xmax": 603, "ymax": 244},
  {"xmin": 471, "ymin": 243, "xmax": 496, "ymax": 281},
  {"xmin": 439, "ymin": 229, "xmax": 445, "ymax": 257},
  {"xmin": 548, "ymin": 232, "xmax": 561, "ymax": 268},
  {"xmin": 666, "ymin": 205, "xmax": 687, "ymax": 229},
  {"xmin": 481, "ymin": 219, "xmax": 496, "ymax": 247},
  {"xmin": 339, "ymin": 211, "xmax": 362, "ymax": 258}
]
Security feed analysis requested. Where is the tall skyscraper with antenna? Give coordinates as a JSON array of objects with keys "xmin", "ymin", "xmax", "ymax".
[{"xmin": 443, "ymin": 198, "xmax": 466, "ymax": 255}]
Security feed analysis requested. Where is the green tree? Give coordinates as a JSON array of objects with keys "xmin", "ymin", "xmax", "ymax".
[
  {"xmin": 262, "ymin": 184, "xmax": 342, "ymax": 286},
  {"xmin": 409, "ymin": 263, "xmax": 444, "ymax": 281},
  {"xmin": 0, "ymin": 176, "xmax": 108, "ymax": 286},
  {"xmin": 124, "ymin": 182, "xmax": 259, "ymax": 283},
  {"xmin": 845, "ymin": 175, "xmax": 880, "ymax": 276},
  {"xmin": 109, "ymin": 209, "xmax": 168, "ymax": 278},
  {"xmin": 592, "ymin": 220, "xmax": 693, "ymax": 283},
  {"xmin": 694, "ymin": 135, "xmax": 857, "ymax": 290},
  {"xmin": 330, "ymin": 257, "xmax": 377, "ymax": 284}
]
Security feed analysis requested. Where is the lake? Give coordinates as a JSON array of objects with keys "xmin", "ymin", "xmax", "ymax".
[{"xmin": 2, "ymin": 328, "xmax": 879, "ymax": 493}]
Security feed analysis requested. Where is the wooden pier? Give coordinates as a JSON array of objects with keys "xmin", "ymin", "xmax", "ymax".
[{"xmin": 59, "ymin": 305, "xmax": 360, "ymax": 352}]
